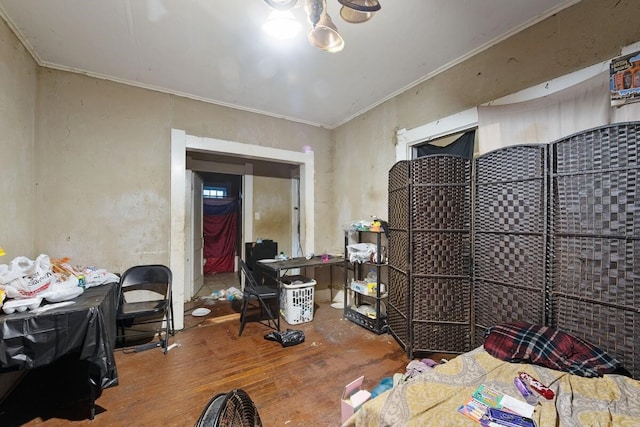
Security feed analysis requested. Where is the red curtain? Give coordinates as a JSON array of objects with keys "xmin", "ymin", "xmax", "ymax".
[{"xmin": 203, "ymin": 199, "xmax": 238, "ymax": 273}]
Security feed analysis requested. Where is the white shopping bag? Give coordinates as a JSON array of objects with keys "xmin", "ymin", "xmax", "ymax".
[{"xmin": 0, "ymin": 254, "xmax": 56, "ymax": 298}]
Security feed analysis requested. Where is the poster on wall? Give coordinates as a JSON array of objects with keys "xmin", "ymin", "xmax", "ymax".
[{"xmin": 610, "ymin": 50, "xmax": 640, "ymax": 106}]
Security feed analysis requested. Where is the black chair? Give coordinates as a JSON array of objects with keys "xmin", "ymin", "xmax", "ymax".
[
  {"xmin": 245, "ymin": 240, "xmax": 278, "ymax": 288},
  {"xmin": 195, "ymin": 389, "xmax": 262, "ymax": 427},
  {"xmin": 116, "ymin": 264, "xmax": 174, "ymax": 354},
  {"xmin": 238, "ymin": 260, "xmax": 279, "ymax": 336}
]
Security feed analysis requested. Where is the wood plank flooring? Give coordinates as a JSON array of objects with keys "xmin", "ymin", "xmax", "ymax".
[{"xmin": 1, "ymin": 299, "xmax": 453, "ymax": 426}]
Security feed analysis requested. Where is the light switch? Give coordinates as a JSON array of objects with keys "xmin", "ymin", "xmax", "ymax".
[{"xmin": 255, "ymin": 211, "xmax": 261, "ymax": 220}]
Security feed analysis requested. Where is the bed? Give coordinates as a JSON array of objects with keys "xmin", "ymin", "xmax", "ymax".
[{"xmin": 344, "ymin": 323, "xmax": 640, "ymax": 427}]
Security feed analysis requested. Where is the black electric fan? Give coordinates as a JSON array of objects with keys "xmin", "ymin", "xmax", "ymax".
[{"xmin": 195, "ymin": 389, "xmax": 262, "ymax": 427}]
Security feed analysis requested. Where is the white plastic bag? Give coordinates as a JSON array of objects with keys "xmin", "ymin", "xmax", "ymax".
[
  {"xmin": 0, "ymin": 254, "xmax": 56, "ymax": 298},
  {"xmin": 40, "ymin": 275, "xmax": 85, "ymax": 302},
  {"xmin": 346, "ymin": 243, "xmax": 377, "ymax": 264},
  {"xmin": 84, "ymin": 269, "xmax": 120, "ymax": 288}
]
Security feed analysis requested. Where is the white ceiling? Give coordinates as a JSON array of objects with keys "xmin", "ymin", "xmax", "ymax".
[{"xmin": 0, "ymin": 0, "xmax": 580, "ymax": 129}]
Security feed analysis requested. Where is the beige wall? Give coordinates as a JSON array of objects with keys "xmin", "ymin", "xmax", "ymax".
[
  {"xmin": 172, "ymin": 94, "xmax": 332, "ymax": 258},
  {"xmin": 253, "ymin": 176, "xmax": 292, "ymax": 257},
  {"xmin": 333, "ymin": 0, "xmax": 640, "ymax": 238},
  {"xmin": 30, "ymin": 69, "xmax": 330, "ymax": 273},
  {"xmin": 2, "ymin": 0, "xmax": 640, "ymax": 276},
  {"xmin": 34, "ymin": 70, "xmax": 172, "ymax": 271},
  {"xmin": 0, "ymin": 18, "xmax": 37, "ymax": 259}
]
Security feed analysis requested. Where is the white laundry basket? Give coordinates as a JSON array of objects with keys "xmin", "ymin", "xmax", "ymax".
[{"xmin": 280, "ymin": 275, "xmax": 317, "ymax": 325}]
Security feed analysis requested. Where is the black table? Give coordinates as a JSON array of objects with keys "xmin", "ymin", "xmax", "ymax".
[
  {"xmin": 256, "ymin": 255, "xmax": 345, "ymax": 274},
  {"xmin": 0, "ymin": 282, "xmax": 119, "ymax": 419},
  {"xmin": 256, "ymin": 255, "xmax": 345, "ymax": 317}
]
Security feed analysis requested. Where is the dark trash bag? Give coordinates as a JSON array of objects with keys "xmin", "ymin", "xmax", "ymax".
[{"xmin": 264, "ymin": 329, "xmax": 305, "ymax": 347}]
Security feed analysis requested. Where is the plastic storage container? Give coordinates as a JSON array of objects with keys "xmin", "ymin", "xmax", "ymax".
[{"xmin": 280, "ymin": 275, "xmax": 317, "ymax": 325}]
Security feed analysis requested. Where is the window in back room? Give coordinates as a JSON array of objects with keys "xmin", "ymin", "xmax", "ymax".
[{"xmin": 203, "ymin": 186, "xmax": 227, "ymax": 199}]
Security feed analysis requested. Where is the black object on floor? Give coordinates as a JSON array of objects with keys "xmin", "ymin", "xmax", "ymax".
[
  {"xmin": 134, "ymin": 340, "xmax": 163, "ymax": 352},
  {"xmin": 264, "ymin": 329, "xmax": 305, "ymax": 347}
]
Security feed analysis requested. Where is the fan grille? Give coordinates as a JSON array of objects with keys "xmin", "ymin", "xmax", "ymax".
[{"xmin": 196, "ymin": 389, "xmax": 262, "ymax": 427}]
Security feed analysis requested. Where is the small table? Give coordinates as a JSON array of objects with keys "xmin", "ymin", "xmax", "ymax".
[
  {"xmin": 256, "ymin": 255, "xmax": 345, "ymax": 317},
  {"xmin": 0, "ymin": 282, "xmax": 119, "ymax": 419},
  {"xmin": 257, "ymin": 255, "xmax": 344, "ymax": 283}
]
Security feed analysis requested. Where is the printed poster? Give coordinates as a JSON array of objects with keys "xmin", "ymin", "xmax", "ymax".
[{"xmin": 610, "ymin": 50, "xmax": 640, "ymax": 106}]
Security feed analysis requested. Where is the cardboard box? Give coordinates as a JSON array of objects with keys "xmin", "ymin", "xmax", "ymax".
[{"xmin": 341, "ymin": 376, "xmax": 371, "ymax": 423}]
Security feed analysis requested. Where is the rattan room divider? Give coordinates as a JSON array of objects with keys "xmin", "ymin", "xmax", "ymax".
[
  {"xmin": 550, "ymin": 122, "xmax": 640, "ymax": 379},
  {"xmin": 388, "ymin": 155, "xmax": 472, "ymax": 356},
  {"xmin": 388, "ymin": 122, "xmax": 640, "ymax": 379},
  {"xmin": 472, "ymin": 145, "xmax": 548, "ymax": 345},
  {"xmin": 387, "ymin": 160, "xmax": 411, "ymax": 352}
]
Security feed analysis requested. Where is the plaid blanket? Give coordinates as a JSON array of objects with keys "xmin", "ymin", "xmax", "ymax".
[{"xmin": 483, "ymin": 321, "xmax": 620, "ymax": 377}]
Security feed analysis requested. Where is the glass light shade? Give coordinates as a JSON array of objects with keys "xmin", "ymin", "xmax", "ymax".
[
  {"xmin": 262, "ymin": 10, "xmax": 303, "ymax": 39},
  {"xmin": 308, "ymin": 13, "xmax": 344, "ymax": 52},
  {"xmin": 339, "ymin": 6, "xmax": 376, "ymax": 23},
  {"xmin": 264, "ymin": 0, "xmax": 298, "ymax": 10}
]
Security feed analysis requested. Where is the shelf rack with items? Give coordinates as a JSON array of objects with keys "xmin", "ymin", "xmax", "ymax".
[{"xmin": 343, "ymin": 229, "xmax": 388, "ymax": 334}]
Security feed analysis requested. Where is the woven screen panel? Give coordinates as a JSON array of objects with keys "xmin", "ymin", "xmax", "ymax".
[
  {"xmin": 473, "ymin": 280, "xmax": 546, "ymax": 347},
  {"xmin": 387, "ymin": 304, "xmax": 409, "ymax": 353},
  {"xmin": 554, "ymin": 169, "xmax": 639, "ymax": 238},
  {"xmin": 554, "ymin": 122, "xmax": 640, "ymax": 175},
  {"xmin": 473, "ymin": 325, "xmax": 490, "ymax": 347},
  {"xmin": 411, "ymin": 185, "xmax": 470, "ymax": 230},
  {"xmin": 553, "ymin": 296, "xmax": 639, "ymax": 379},
  {"xmin": 474, "ymin": 180, "xmax": 545, "ymax": 234},
  {"xmin": 476, "ymin": 145, "xmax": 545, "ymax": 182},
  {"xmin": 389, "ymin": 160, "xmax": 409, "ymax": 192},
  {"xmin": 412, "ymin": 231, "xmax": 470, "ymax": 276},
  {"xmin": 388, "ymin": 267, "xmax": 409, "ymax": 318},
  {"xmin": 389, "ymin": 188, "xmax": 409, "ymax": 231},
  {"xmin": 388, "ymin": 230, "xmax": 408, "ymax": 270},
  {"xmin": 411, "ymin": 155, "xmax": 471, "ymax": 185},
  {"xmin": 474, "ymin": 233, "xmax": 546, "ymax": 290},
  {"xmin": 412, "ymin": 322, "xmax": 471, "ymax": 354},
  {"xmin": 552, "ymin": 236, "xmax": 639, "ymax": 310},
  {"xmin": 388, "ymin": 267, "xmax": 410, "ymax": 355},
  {"xmin": 475, "ymin": 145, "xmax": 545, "ymax": 235},
  {"xmin": 412, "ymin": 275, "xmax": 471, "ymax": 352},
  {"xmin": 625, "ymin": 168, "xmax": 639, "ymax": 238},
  {"xmin": 472, "ymin": 143, "xmax": 548, "ymax": 347},
  {"xmin": 412, "ymin": 276, "xmax": 471, "ymax": 323},
  {"xmin": 389, "ymin": 160, "xmax": 410, "ymax": 232},
  {"xmin": 551, "ymin": 122, "xmax": 640, "ymax": 377}
]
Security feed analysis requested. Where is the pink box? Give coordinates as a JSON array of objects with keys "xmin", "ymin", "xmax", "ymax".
[{"xmin": 341, "ymin": 376, "xmax": 371, "ymax": 423}]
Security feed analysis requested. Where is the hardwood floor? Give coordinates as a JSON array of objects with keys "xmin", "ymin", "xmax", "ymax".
[{"xmin": 2, "ymin": 299, "xmax": 426, "ymax": 426}]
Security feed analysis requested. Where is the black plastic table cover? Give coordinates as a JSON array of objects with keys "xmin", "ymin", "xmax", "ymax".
[{"xmin": 0, "ymin": 282, "xmax": 119, "ymax": 390}]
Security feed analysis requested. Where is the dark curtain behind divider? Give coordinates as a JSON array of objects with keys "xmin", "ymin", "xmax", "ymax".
[
  {"xmin": 203, "ymin": 198, "xmax": 238, "ymax": 274},
  {"xmin": 416, "ymin": 130, "xmax": 475, "ymax": 159}
]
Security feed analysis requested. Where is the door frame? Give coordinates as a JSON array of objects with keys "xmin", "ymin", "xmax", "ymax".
[
  {"xmin": 190, "ymin": 171, "xmax": 204, "ymax": 296},
  {"xmin": 170, "ymin": 129, "xmax": 315, "ymax": 330}
]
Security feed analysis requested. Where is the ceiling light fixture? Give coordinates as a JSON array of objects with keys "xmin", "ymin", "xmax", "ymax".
[
  {"xmin": 262, "ymin": 0, "xmax": 381, "ymax": 52},
  {"xmin": 306, "ymin": 0, "xmax": 344, "ymax": 52},
  {"xmin": 263, "ymin": 0, "xmax": 299, "ymax": 10},
  {"xmin": 262, "ymin": 9, "xmax": 303, "ymax": 39},
  {"xmin": 338, "ymin": 0, "xmax": 381, "ymax": 24}
]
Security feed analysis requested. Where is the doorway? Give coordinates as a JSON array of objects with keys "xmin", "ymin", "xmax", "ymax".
[
  {"xmin": 170, "ymin": 129, "xmax": 315, "ymax": 330},
  {"xmin": 200, "ymin": 172, "xmax": 241, "ymax": 274},
  {"xmin": 195, "ymin": 172, "xmax": 242, "ymax": 297}
]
